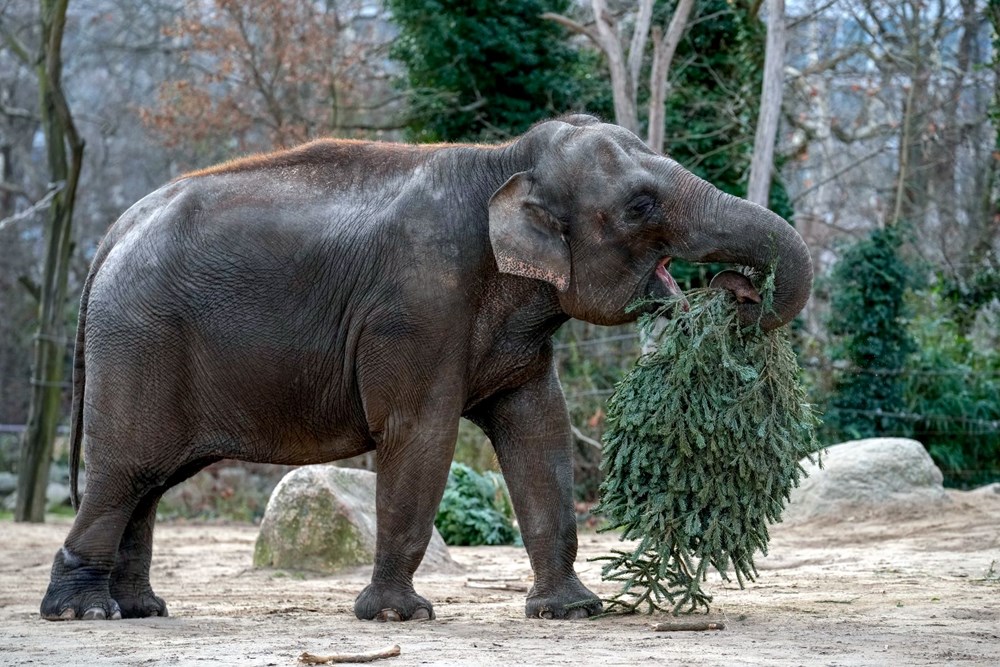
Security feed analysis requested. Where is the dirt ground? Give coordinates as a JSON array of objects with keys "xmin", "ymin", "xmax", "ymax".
[{"xmin": 2, "ymin": 490, "xmax": 998, "ymax": 667}]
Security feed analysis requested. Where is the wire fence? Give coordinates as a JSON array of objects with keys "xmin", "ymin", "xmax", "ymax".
[{"xmin": 552, "ymin": 330, "xmax": 1000, "ymax": 476}]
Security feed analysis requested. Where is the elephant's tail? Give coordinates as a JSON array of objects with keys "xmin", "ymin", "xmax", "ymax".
[{"xmin": 69, "ymin": 241, "xmax": 112, "ymax": 511}]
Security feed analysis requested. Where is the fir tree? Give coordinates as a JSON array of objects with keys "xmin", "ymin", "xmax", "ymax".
[
  {"xmin": 826, "ymin": 226, "xmax": 913, "ymax": 439},
  {"xmin": 387, "ymin": 0, "xmax": 606, "ymax": 142}
]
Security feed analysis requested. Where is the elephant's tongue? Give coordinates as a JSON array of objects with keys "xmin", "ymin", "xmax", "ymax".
[
  {"xmin": 655, "ymin": 258, "xmax": 687, "ymax": 305},
  {"xmin": 642, "ymin": 259, "xmax": 689, "ymax": 355}
]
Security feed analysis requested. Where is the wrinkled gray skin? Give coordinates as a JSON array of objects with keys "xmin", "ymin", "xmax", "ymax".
[{"xmin": 41, "ymin": 115, "xmax": 812, "ymax": 623}]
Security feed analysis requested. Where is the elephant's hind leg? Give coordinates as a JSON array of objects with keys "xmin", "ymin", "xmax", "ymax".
[
  {"xmin": 109, "ymin": 458, "xmax": 218, "ymax": 618},
  {"xmin": 40, "ymin": 467, "xmax": 142, "ymax": 620},
  {"xmin": 109, "ymin": 489, "xmax": 168, "ymax": 618}
]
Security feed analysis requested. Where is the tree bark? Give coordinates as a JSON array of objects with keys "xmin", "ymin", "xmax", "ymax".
[
  {"xmin": 747, "ymin": 0, "xmax": 785, "ymax": 207},
  {"xmin": 590, "ymin": 0, "xmax": 637, "ymax": 132},
  {"xmin": 16, "ymin": 0, "xmax": 84, "ymax": 523},
  {"xmin": 646, "ymin": 0, "xmax": 695, "ymax": 154}
]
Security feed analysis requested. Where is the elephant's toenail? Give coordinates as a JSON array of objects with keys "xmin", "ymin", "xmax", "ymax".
[
  {"xmin": 567, "ymin": 608, "xmax": 588, "ymax": 619},
  {"xmin": 110, "ymin": 609, "xmax": 122, "ymax": 620},
  {"xmin": 82, "ymin": 607, "xmax": 106, "ymax": 620},
  {"xmin": 376, "ymin": 608, "xmax": 402, "ymax": 622},
  {"xmin": 59, "ymin": 608, "xmax": 76, "ymax": 620},
  {"xmin": 411, "ymin": 608, "xmax": 431, "ymax": 621},
  {"xmin": 539, "ymin": 609, "xmax": 553, "ymax": 619}
]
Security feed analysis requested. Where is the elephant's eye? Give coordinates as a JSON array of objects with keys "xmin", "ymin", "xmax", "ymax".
[{"xmin": 627, "ymin": 194, "xmax": 657, "ymax": 219}]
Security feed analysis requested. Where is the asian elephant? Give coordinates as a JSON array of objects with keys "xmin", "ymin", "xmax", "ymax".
[{"xmin": 40, "ymin": 114, "xmax": 812, "ymax": 622}]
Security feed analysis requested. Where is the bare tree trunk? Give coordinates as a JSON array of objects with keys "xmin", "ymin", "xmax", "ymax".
[
  {"xmin": 647, "ymin": 0, "xmax": 695, "ymax": 154},
  {"xmin": 591, "ymin": 0, "xmax": 638, "ymax": 132},
  {"xmin": 747, "ymin": 0, "xmax": 785, "ymax": 206},
  {"xmin": 16, "ymin": 0, "xmax": 84, "ymax": 523},
  {"xmin": 889, "ymin": 3, "xmax": 930, "ymax": 230}
]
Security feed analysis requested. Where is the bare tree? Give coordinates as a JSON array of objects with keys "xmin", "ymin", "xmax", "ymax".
[
  {"xmin": 3, "ymin": 0, "xmax": 85, "ymax": 522},
  {"xmin": 140, "ymin": 0, "xmax": 401, "ymax": 162},
  {"xmin": 747, "ymin": 0, "xmax": 785, "ymax": 206},
  {"xmin": 543, "ymin": 0, "xmax": 694, "ymax": 151},
  {"xmin": 782, "ymin": 0, "xmax": 995, "ymax": 276}
]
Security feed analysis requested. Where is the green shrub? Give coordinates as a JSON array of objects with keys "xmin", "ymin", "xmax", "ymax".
[
  {"xmin": 435, "ymin": 462, "xmax": 518, "ymax": 546},
  {"xmin": 903, "ymin": 288, "xmax": 1000, "ymax": 488},
  {"xmin": 825, "ymin": 226, "xmax": 914, "ymax": 439}
]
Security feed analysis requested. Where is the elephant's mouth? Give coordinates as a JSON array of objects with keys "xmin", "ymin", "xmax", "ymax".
[
  {"xmin": 636, "ymin": 256, "xmax": 688, "ymax": 315},
  {"xmin": 654, "ymin": 257, "xmax": 684, "ymax": 299}
]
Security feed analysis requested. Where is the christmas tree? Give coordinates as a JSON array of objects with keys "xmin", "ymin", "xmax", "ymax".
[{"xmin": 595, "ymin": 278, "xmax": 821, "ymax": 614}]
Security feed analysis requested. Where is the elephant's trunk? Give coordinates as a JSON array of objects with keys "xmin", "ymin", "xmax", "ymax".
[{"xmin": 677, "ymin": 176, "xmax": 813, "ymax": 331}]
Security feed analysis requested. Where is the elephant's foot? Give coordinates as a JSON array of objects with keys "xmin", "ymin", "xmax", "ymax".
[
  {"xmin": 526, "ymin": 576, "xmax": 603, "ymax": 620},
  {"xmin": 110, "ymin": 582, "xmax": 168, "ymax": 618},
  {"xmin": 40, "ymin": 548, "xmax": 122, "ymax": 621},
  {"xmin": 354, "ymin": 582, "xmax": 434, "ymax": 621}
]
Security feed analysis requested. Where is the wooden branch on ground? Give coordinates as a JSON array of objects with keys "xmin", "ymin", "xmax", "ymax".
[
  {"xmin": 650, "ymin": 620, "xmax": 725, "ymax": 632},
  {"xmin": 466, "ymin": 580, "xmax": 531, "ymax": 593},
  {"xmin": 299, "ymin": 645, "xmax": 401, "ymax": 664}
]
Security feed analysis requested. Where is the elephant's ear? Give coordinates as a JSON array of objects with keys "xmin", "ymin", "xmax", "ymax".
[{"xmin": 488, "ymin": 171, "xmax": 571, "ymax": 292}]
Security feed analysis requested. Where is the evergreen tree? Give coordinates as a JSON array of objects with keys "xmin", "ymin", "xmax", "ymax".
[
  {"xmin": 826, "ymin": 226, "xmax": 914, "ymax": 439},
  {"xmin": 388, "ymin": 0, "xmax": 607, "ymax": 143}
]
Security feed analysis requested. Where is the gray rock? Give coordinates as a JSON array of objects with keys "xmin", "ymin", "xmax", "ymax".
[
  {"xmin": 46, "ymin": 482, "xmax": 72, "ymax": 511},
  {"xmin": 784, "ymin": 438, "xmax": 949, "ymax": 522},
  {"xmin": 49, "ymin": 463, "xmax": 69, "ymax": 484},
  {"xmin": 0, "ymin": 471, "xmax": 16, "ymax": 496},
  {"xmin": 254, "ymin": 465, "xmax": 457, "ymax": 575}
]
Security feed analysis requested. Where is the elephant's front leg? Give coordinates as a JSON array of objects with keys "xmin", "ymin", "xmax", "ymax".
[
  {"xmin": 471, "ymin": 366, "xmax": 602, "ymax": 619},
  {"xmin": 354, "ymin": 416, "xmax": 459, "ymax": 622}
]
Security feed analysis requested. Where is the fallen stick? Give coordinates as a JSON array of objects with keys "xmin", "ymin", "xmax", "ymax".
[
  {"xmin": 299, "ymin": 645, "xmax": 401, "ymax": 664},
  {"xmin": 465, "ymin": 581, "xmax": 531, "ymax": 593},
  {"xmin": 650, "ymin": 620, "xmax": 725, "ymax": 632}
]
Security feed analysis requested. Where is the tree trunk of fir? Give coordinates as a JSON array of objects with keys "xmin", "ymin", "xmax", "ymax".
[
  {"xmin": 746, "ymin": 0, "xmax": 785, "ymax": 207},
  {"xmin": 16, "ymin": 0, "xmax": 84, "ymax": 523}
]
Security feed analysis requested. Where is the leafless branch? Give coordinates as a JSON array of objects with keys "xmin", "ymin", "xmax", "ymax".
[
  {"xmin": 0, "ymin": 103, "xmax": 36, "ymax": 120},
  {"xmin": 0, "ymin": 20, "xmax": 32, "ymax": 65},
  {"xmin": 0, "ymin": 181, "xmax": 64, "ymax": 232},
  {"xmin": 790, "ymin": 146, "xmax": 889, "ymax": 204},
  {"xmin": 571, "ymin": 425, "xmax": 602, "ymax": 450},
  {"xmin": 787, "ymin": 0, "xmax": 841, "ymax": 31},
  {"xmin": 540, "ymin": 12, "xmax": 601, "ymax": 46}
]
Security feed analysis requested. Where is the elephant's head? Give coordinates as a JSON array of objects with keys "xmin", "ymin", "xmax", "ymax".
[{"xmin": 488, "ymin": 116, "xmax": 812, "ymax": 330}]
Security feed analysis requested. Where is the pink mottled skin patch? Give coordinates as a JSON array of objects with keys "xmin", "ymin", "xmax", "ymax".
[{"xmin": 497, "ymin": 255, "xmax": 569, "ymax": 292}]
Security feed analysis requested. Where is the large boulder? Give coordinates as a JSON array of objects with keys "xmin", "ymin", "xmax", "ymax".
[
  {"xmin": 783, "ymin": 438, "xmax": 949, "ymax": 522},
  {"xmin": 254, "ymin": 465, "xmax": 457, "ymax": 574}
]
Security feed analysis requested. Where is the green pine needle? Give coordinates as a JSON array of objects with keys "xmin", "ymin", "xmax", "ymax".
[{"xmin": 594, "ymin": 281, "xmax": 822, "ymax": 615}]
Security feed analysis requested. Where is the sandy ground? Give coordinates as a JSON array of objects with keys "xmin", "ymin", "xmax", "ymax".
[{"xmin": 1, "ymin": 490, "xmax": 999, "ymax": 667}]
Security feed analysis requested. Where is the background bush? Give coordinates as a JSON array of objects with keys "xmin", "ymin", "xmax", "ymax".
[{"xmin": 434, "ymin": 462, "xmax": 519, "ymax": 546}]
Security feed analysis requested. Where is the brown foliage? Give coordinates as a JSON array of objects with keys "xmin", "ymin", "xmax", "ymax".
[{"xmin": 139, "ymin": 0, "xmax": 393, "ymax": 156}]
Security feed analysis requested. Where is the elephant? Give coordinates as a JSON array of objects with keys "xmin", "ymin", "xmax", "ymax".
[{"xmin": 40, "ymin": 114, "xmax": 812, "ymax": 623}]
